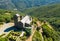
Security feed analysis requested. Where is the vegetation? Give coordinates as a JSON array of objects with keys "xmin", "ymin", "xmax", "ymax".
[
  {"xmin": 0, "ymin": 9, "xmax": 24, "ymax": 24},
  {"xmin": 23, "ymin": 4, "xmax": 60, "ymax": 31},
  {"xmin": 24, "ymin": 28, "xmax": 31, "ymax": 37},
  {"xmin": 29, "ymin": 5, "xmax": 60, "ymax": 40},
  {"xmin": 0, "ymin": 30, "xmax": 27, "ymax": 41},
  {"xmin": 0, "ymin": 3, "xmax": 60, "ymax": 41},
  {"xmin": 0, "ymin": 38, "xmax": 8, "ymax": 41},
  {"xmin": 42, "ymin": 24, "xmax": 60, "ymax": 41},
  {"xmin": 32, "ymin": 23, "xmax": 60, "ymax": 41},
  {"xmin": 32, "ymin": 30, "xmax": 43, "ymax": 41},
  {"xmin": 0, "ymin": 0, "xmax": 60, "ymax": 11}
]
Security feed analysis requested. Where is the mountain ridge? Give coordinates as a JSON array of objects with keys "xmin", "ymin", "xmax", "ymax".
[{"xmin": 0, "ymin": 0, "xmax": 60, "ymax": 11}]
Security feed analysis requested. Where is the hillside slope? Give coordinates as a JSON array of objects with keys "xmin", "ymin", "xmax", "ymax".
[
  {"xmin": 0, "ymin": 0, "xmax": 60, "ymax": 11},
  {"xmin": 0, "ymin": 0, "xmax": 16, "ymax": 10},
  {"xmin": 23, "ymin": 4, "xmax": 60, "ymax": 31},
  {"xmin": 23, "ymin": 4, "xmax": 60, "ymax": 18}
]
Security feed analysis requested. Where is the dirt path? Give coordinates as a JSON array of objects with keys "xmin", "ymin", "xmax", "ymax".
[
  {"xmin": 0, "ymin": 23, "xmax": 14, "ymax": 35},
  {"xmin": 26, "ymin": 21, "xmax": 44, "ymax": 41},
  {"xmin": 26, "ymin": 26, "xmax": 36, "ymax": 41}
]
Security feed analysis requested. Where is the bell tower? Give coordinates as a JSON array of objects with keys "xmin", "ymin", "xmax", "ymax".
[{"xmin": 14, "ymin": 14, "xmax": 20, "ymax": 27}]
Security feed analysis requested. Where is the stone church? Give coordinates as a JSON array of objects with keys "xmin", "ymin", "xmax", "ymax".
[{"xmin": 13, "ymin": 14, "xmax": 32, "ymax": 29}]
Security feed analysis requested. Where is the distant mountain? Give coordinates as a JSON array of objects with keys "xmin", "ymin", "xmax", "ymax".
[
  {"xmin": 0, "ymin": 0, "xmax": 60, "ymax": 11},
  {"xmin": 23, "ymin": 4, "xmax": 60, "ymax": 18},
  {"xmin": 0, "ymin": 0, "xmax": 16, "ymax": 10}
]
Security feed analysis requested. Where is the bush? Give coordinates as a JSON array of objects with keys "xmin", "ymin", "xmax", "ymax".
[
  {"xmin": 25, "ymin": 28, "xmax": 31, "ymax": 36},
  {"xmin": 0, "ymin": 18, "xmax": 5, "ymax": 22},
  {"xmin": 0, "ymin": 22, "xmax": 4, "ymax": 25},
  {"xmin": 42, "ymin": 24, "xmax": 60, "ymax": 41},
  {"xmin": 32, "ymin": 31, "xmax": 43, "ymax": 41},
  {"xmin": 0, "ymin": 38, "xmax": 8, "ymax": 41}
]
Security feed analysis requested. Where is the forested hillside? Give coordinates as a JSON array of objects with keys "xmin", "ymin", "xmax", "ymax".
[
  {"xmin": 0, "ymin": 0, "xmax": 16, "ymax": 10},
  {"xmin": 0, "ymin": 4, "xmax": 60, "ymax": 31},
  {"xmin": 32, "ymin": 23, "xmax": 60, "ymax": 41},
  {"xmin": 23, "ymin": 4, "xmax": 60, "ymax": 17},
  {"xmin": 0, "ymin": 0, "xmax": 60, "ymax": 11},
  {"xmin": 0, "ymin": 1, "xmax": 60, "ymax": 41},
  {"xmin": 23, "ymin": 4, "xmax": 60, "ymax": 31},
  {"xmin": 0, "ymin": 9, "xmax": 24, "ymax": 24}
]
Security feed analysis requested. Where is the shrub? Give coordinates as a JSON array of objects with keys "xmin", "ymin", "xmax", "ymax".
[
  {"xmin": 0, "ymin": 38, "xmax": 8, "ymax": 41},
  {"xmin": 32, "ymin": 31, "xmax": 43, "ymax": 41}
]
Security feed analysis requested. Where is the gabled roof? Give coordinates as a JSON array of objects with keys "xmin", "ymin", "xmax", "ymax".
[
  {"xmin": 21, "ymin": 15, "xmax": 32, "ymax": 24},
  {"xmin": 15, "ymin": 14, "xmax": 20, "ymax": 17}
]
